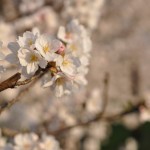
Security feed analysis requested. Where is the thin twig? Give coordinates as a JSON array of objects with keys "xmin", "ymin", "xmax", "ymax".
[
  {"xmin": 0, "ymin": 73, "xmax": 21, "ymax": 92},
  {"xmin": 99, "ymin": 72, "xmax": 109, "ymax": 115},
  {"xmin": 0, "ymin": 66, "xmax": 49, "ymax": 92},
  {"xmin": 0, "ymin": 70, "xmax": 48, "ymax": 115},
  {"xmin": 0, "ymin": 72, "xmax": 145, "ymax": 137},
  {"xmin": 50, "ymin": 100, "xmax": 145, "ymax": 136}
]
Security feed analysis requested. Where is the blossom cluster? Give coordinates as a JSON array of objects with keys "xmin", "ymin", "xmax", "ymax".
[
  {"xmin": 0, "ymin": 132, "xmax": 60, "ymax": 150},
  {"xmin": 4, "ymin": 19, "xmax": 92, "ymax": 97},
  {"xmin": 62, "ymin": 0, "xmax": 104, "ymax": 30}
]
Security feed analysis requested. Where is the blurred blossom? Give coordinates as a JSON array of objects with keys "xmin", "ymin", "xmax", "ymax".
[
  {"xmin": 0, "ymin": 22, "xmax": 15, "ymax": 46},
  {"xmin": 0, "ymin": 41, "xmax": 5, "ymax": 78},
  {"xmin": 86, "ymin": 88, "xmax": 103, "ymax": 115},
  {"xmin": 19, "ymin": 0, "xmax": 44, "ymax": 14},
  {"xmin": 139, "ymin": 106, "xmax": 150, "ymax": 122},
  {"xmin": 122, "ymin": 113, "xmax": 140, "ymax": 129},
  {"xmin": 0, "ymin": 1, "xmax": 149, "ymax": 150},
  {"xmin": 6, "ymin": 42, "xmax": 20, "ymax": 65},
  {"xmin": 14, "ymin": 133, "xmax": 38, "ymax": 150},
  {"xmin": 1, "ymin": 144, "xmax": 14, "ymax": 150},
  {"xmin": 38, "ymin": 134, "xmax": 61, "ymax": 150},
  {"xmin": 84, "ymin": 137, "xmax": 100, "ymax": 150},
  {"xmin": 14, "ymin": 7, "xmax": 58, "ymax": 34},
  {"xmin": 62, "ymin": 0, "xmax": 104, "ymax": 30},
  {"xmin": 0, "ymin": 132, "xmax": 61, "ymax": 150},
  {"xmin": 0, "ymin": 130, "xmax": 6, "ymax": 148},
  {"xmin": 58, "ymin": 105, "xmax": 77, "ymax": 125},
  {"xmin": 124, "ymin": 138, "xmax": 138, "ymax": 150},
  {"xmin": 0, "ymin": 41, "xmax": 5, "ymax": 60}
]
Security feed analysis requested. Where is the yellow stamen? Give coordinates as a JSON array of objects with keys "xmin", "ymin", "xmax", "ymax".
[
  {"xmin": 30, "ymin": 55, "xmax": 38, "ymax": 62},
  {"xmin": 28, "ymin": 39, "xmax": 33, "ymax": 46},
  {"xmin": 43, "ymin": 44, "xmax": 50, "ymax": 53},
  {"xmin": 62, "ymin": 60, "xmax": 70, "ymax": 66},
  {"xmin": 56, "ymin": 78, "xmax": 64, "ymax": 85}
]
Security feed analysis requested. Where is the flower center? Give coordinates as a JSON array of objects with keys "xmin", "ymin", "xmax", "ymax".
[
  {"xmin": 43, "ymin": 44, "xmax": 50, "ymax": 53},
  {"xmin": 56, "ymin": 77, "xmax": 64, "ymax": 85},
  {"xmin": 62, "ymin": 59, "xmax": 70, "ymax": 66},
  {"xmin": 30, "ymin": 54, "xmax": 38, "ymax": 62},
  {"xmin": 28, "ymin": 39, "xmax": 33, "ymax": 46}
]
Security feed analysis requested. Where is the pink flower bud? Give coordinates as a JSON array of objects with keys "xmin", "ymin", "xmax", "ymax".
[{"xmin": 56, "ymin": 43, "xmax": 65, "ymax": 55}]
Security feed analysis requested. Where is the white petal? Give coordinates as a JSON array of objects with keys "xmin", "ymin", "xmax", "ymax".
[
  {"xmin": 43, "ymin": 76, "xmax": 56, "ymax": 87},
  {"xmin": 21, "ymin": 67, "xmax": 33, "ymax": 78},
  {"xmin": 18, "ymin": 56, "xmax": 28, "ymax": 66},
  {"xmin": 27, "ymin": 62, "xmax": 38, "ymax": 74},
  {"xmin": 55, "ymin": 83, "xmax": 64, "ymax": 97},
  {"xmin": 57, "ymin": 26, "xmax": 66, "ymax": 41},
  {"xmin": 0, "ymin": 52, "xmax": 4, "ymax": 60},
  {"xmin": 8, "ymin": 42, "xmax": 20, "ymax": 53},
  {"xmin": 0, "ymin": 65, "xmax": 5, "ymax": 73},
  {"xmin": 80, "ymin": 55, "xmax": 89, "ymax": 66},
  {"xmin": 52, "ymin": 39, "xmax": 62, "ymax": 52},
  {"xmin": 17, "ymin": 36, "xmax": 25, "ymax": 47},
  {"xmin": 18, "ymin": 49, "xmax": 30, "ymax": 66},
  {"xmin": 61, "ymin": 65, "xmax": 75, "ymax": 75},
  {"xmin": 39, "ymin": 59, "xmax": 47, "ymax": 68},
  {"xmin": 43, "ymin": 80, "xmax": 53, "ymax": 88},
  {"xmin": 75, "ymin": 74, "xmax": 87, "ymax": 85},
  {"xmin": 14, "ymin": 134, "xmax": 24, "ymax": 146},
  {"xmin": 5, "ymin": 53, "xmax": 18, "ymax": 64},
  {"xmin": 55, "ymin": 55, "xmax": 63, "ymax": 66},
  {"xmin": 0, "ymin": 41, "xmax": 3, "ymax": 48},
  {"xmin": 45, "ymin": 52, "xmax": 58, "ymax": 62},
  {"xmin": 32, "ymin": 27, "xmax": 40, "ymax": 36}
]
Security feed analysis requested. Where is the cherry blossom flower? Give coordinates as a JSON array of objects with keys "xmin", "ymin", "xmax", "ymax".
[
  {"xmin": 5, "ymin": 42, "xmax": 20, "ymax": 65},
  {"xmin": 35, "ymin": 34, "xmax": 61, "ymax": 61},
  {"xmin": 56, "ymin": 54, "xmax": 80, "ymax": 76},
  {"xmin": 18, "ymin": 48, "xmax": 47, "ymax": 75},
  {"xmin": 43, "ymin": 72, "xmax": 72, "ymax": 97},
  {"xmin": 42, "ymin": 20, "xmax": 92, "ymax": 97},
  {"xmin": 57, "ymin": 19, "xmax": 81, "ymax": 43},
  {"xmin": 57, "ymin": 19, "xmax": 92, "ymax": 77},
  {"xmin": 5, "ymin": 19, "xmax": 92, "ymax": 97},
  {"xmin": 18, "ymin": 31, "xmax": 39, "ymax": 48}
]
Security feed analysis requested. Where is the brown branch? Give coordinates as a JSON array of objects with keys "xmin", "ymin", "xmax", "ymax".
[
  {"xmin": 1, "ymin": 100, "xmax": 145, "ymax": 137},
  {"xmin": 50, "ymin": 100, "xmax": 145, "ymax": 136},
  {"xmin": 0, "ymin": 86, "xmax": 31, "ymax": 115},
  {"xmin": 0, "ymin": 72, "xmax": 21, "ymax": 92},
  {"xmin": 0, "ymin": 67, "xmax": 46, "ymax": 92},
  {"xmin": 1, "ymin": 128, "xmax": 19, "ymax": 137},
  {"xmin": 0, "ymin": 70, "xmax": 48, "ymax": 115}
]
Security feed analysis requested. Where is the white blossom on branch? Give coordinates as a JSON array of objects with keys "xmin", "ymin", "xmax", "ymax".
[{"xmin": 4, "ymin": 19, "xmax": 92, "ymax": 97}]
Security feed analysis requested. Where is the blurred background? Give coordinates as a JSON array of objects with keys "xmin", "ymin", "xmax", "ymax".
[{"xmin": 0, "ymin": 0, "xmax": 150, "ymax": 149}]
